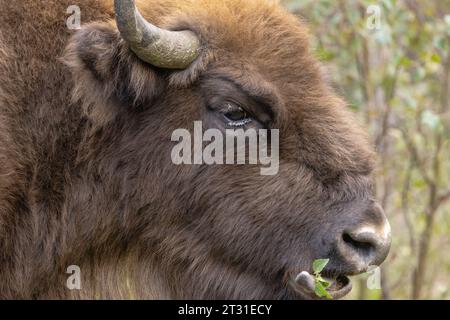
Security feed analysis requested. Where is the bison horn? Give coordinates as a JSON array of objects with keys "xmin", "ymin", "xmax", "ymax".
[{"xmin": 114, "ymin": 0, "xmax": 200, "ymax": 69}]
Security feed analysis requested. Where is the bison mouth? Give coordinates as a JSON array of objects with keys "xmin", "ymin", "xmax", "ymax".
[{"xmin": 288, "ymin": 270, "xmax": 352, "ymax": 300}]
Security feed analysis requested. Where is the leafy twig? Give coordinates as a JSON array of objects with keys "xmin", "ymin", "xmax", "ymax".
[{"xmin": 312, "ymin": 259, "xmax": 333, "ymax": 299}]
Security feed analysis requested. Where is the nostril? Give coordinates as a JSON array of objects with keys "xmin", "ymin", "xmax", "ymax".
[
  {"xmin": 342, "ymin": 232, "xmax": 377, "ymax": 263},
  {"xmin": 337, "ymin": 203, "xmax": 391, "ymax": 270},
  {"xmin": 338, "ymin": 226, "xmax": 391, "ymax": 270},
  {"xmin": 342, "ymin": 232, "xmax": 375, "ymax": 257}
]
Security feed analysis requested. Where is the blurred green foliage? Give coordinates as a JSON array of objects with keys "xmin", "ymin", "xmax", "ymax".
[{"xmin": 282, "ymin": 0, "xmax": 450, "ymax": 299}]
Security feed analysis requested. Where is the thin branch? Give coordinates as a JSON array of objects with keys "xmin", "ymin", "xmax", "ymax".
[
  {"xmin": 401, "ymin": 159, "xmax": 417, "ymax": 251},
  {"xmin": 438, "ymin": 189, "xmax": 450, "ymax": 205},
  {"xmin": 400, "ymin": 129, "xmax": 433, "ymax": 186}
]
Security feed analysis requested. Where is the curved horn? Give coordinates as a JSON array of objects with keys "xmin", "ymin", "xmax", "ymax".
[{"xmin": 114, "ymin": 0, "xmax": 200, "ymax": 69}]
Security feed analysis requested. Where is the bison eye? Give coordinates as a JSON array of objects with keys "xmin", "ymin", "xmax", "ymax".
[{"xmin": 223, "ymin": 103, "xmax": 253, "ymax": 127}]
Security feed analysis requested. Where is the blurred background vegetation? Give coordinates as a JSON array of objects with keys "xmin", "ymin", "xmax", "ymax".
[{"xmin": 282, "ymin": 0, "xmax": 450, "ymax": 299}]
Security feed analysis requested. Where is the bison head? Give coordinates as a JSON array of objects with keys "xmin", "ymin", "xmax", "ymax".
[{"xmin": 63, "ymin": 0, "xmax": 391, "ymax": 299}]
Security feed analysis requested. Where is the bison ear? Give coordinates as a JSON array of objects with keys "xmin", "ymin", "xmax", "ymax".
[{"xmin": 63, "ymin": 22, "xmax": 164, "ymax": 124}]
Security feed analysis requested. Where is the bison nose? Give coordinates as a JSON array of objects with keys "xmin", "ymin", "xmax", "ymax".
[{"xmin": 337, "ymin": 203, "xmax": 391, "ymax": 272}]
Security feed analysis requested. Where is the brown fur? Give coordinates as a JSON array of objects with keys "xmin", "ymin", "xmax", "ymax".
[{"xmin": 0, "ymin": 0, "xmax": 379, "ymax": 299}]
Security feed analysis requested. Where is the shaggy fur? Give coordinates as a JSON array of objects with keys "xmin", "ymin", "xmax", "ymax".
[{"xmin": 0, "ymin": 0, "xmax": 382, "ymax": 299}]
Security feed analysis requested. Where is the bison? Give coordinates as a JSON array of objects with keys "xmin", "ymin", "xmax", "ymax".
[{"xmin": 0, "ymin": 0, "xmax": 391, "ymax": 299}]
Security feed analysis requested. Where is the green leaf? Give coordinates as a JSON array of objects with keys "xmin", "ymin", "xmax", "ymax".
[
  {"xmin": 313, "ymin": 258, "xmax": 330, "ymax": 274},
  {"xmin": 413, "ymin": 178, "xmax": 426, "ymax": 189},
  {"xmin": 430, "ymin": 53, "xmax": 441, "ymax": 63},
  {"xmin": 318, "ymin": 279, "xmax": 331, "ymax": 288},
  {"xmin": 315, "ymin": 281, "xmax": 333, "ymax": 299},
  {"xmin": 399, "ymin": 56, "xmax": 412, "ymax": 68}
]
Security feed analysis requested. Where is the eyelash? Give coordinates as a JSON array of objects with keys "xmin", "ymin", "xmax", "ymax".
[
  {"xmin": 227, "ymin": 118, "xmax": 253, "ymax": 127},
  {"xmin": 223, "ymin": 103, "xmax": 253, "ymax": 127}
]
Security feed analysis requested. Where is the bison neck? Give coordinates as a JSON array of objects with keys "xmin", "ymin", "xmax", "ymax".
[{"xmin": 65, "ymin": 253, "xmax": 172, "ymax": 299}]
